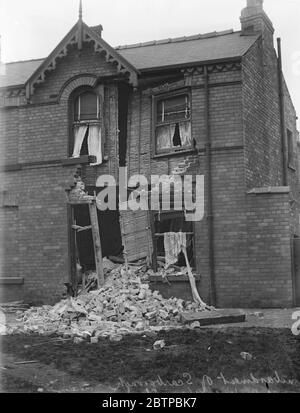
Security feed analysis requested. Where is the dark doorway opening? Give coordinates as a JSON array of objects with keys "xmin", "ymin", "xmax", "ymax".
[{"xmin": 73, "ymin": 187, "xmax": 123, "ymax": 273}]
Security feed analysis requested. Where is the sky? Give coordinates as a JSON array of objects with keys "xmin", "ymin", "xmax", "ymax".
[{"xmin": 0, "ymin": 0, "xmax": 299, "ymax": 126}]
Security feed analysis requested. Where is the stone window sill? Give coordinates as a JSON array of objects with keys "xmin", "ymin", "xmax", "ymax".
[
  {"xmin": 153, "ymin": 149, "xmax": 197, "ymax": 160},
  {"xmin": 62, "ymin": 155, "xmax": 97, "ymax": 166}
]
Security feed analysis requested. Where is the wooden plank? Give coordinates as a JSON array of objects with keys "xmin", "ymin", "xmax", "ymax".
[
  {"xmin": 145, "ymin": 210, "xmax": 152, "ymax": 266},
  {"xmin": 180, "ymin": 310, "xmax": 246, "ymax": 326},
  {"xmin": 120, "ymin": 217, "xmax": 129, "ymax": 272},
  {"xmin": 119, "ymin": 209, "xmax": 153, "ymax": 263},
  {"xmin": 88, "ymin": 202, "xmax": 104, "ymax": 287},
  {"xmin": 67, "ymin": 205, "xmax": 77, "ymax": 291},
  {"xmin": 154, "ymin": 232, "xmax": 194, "ymax": 237},
  {"xmin": 150, "ymin": 211, "xmax": 158, "ymax": 272}
]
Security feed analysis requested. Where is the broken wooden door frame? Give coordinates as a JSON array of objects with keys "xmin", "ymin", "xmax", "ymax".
[{"xmin": 67, "ymin": 196, "xmax": 104, "ymax": 292}]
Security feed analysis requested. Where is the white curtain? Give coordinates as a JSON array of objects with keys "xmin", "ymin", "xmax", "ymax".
[
  {"xmin": 179, "ymin": 122, "xmax": 192, "ymax": 147},
  {"xmin": 156, "ymin": 125, "xmax": 170, "ymax": 152},
  {"xmin": 88, "ymin": 125, "xmax": 102, "ymax": 166},
  {"xmin": 72, "ymin": 125, "xmax": 88, "ymax": 158}
]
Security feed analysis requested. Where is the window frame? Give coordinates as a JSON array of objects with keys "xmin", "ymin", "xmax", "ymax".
[
  {"xmin": 152, "ymin": 88, "xmax": 193, "ymax": 158},
  {"xmin": 74, "ymin": 91, "xmax": 100, "ymax": 124},
  {"xmin": 152, "ymin": 210, "xmax": 196, "ymax": 270},
  {"xmin": 68, "ymin": 85, "xmax": 105, "ymax": 162}
]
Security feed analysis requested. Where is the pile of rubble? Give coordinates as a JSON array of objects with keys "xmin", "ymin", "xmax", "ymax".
[
  {"xmin": 14, "ymin": 265, "xmax": 204, "ymax": 342},
  {"xmin": 0, "ymin": 301, "xmax": 30, "ymax": 313}
]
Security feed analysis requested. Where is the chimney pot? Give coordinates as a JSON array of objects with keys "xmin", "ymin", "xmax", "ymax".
[
  {"xmin": 241, "ymin": 0, "xmax": 273, "ymax": 34},
  {"xmin": 247, "ymin": 0, "xmax": 263, "ymax": 8}
]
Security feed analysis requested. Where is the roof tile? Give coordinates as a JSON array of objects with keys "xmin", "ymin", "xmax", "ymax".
[{"xmin": 0, "ymin": 30, "xmax": 259, "ymax": 88}]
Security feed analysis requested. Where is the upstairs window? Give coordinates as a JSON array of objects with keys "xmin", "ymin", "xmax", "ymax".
[
  {"xmin": 74, "ymin": 92, "xmax": 99, "ymax": 122},
  {"xmin": 154, "ymin": 92, "xmax": 192, "ymax": 155},
  {"xmin": 71, "ymin": 90, "xmax": 102, "ymax": 165}
]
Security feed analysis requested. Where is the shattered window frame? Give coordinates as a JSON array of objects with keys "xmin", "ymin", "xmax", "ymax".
[
  {"xmin": 153, "ymin": 210, "xmax": 196, "ymax": 269},
  {"xmin": 153, "ymin": 89, "xmax": 193, "ymax": 156}
]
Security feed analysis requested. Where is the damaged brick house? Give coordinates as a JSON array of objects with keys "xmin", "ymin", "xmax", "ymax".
[{"xmin": 0, "ymin": 0, "xmax": 299, "ymax": 308}]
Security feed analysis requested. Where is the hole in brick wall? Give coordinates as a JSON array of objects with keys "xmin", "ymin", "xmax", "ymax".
[{"xmin": 73, "ymin": 187, "xmax": 123, "ymax": 274}]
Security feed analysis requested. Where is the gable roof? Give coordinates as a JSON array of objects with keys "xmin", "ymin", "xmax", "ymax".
[
  {"xmin": 0, "ymin": 29, "xmax": 260, "ymax": 89},
  {"xmin": 0, "ymin": 59, "xmax": 44, "ymax": 89},
  {"xmin": 117, "ymin": 30, "xmax": 260, "ymax": 71},
  {"xmin": 23, "ymin": 21, "xmax": 139, "ymax": 97}
]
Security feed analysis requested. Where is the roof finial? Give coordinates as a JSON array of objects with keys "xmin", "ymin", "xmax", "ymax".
[
  {"xmin": 79, "ymin": 0, "xmax": 83, "ymax": 21},
  {"xmin": 78, "ymin": 0, "xmax": 83, "ymax": 50}
]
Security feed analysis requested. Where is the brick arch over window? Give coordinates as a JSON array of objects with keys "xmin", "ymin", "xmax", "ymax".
[{"xmin": 59, "ymin": 75, "xmax": 98, "ymax": 103}]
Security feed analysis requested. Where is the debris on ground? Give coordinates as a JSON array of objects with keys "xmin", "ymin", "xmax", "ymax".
[
  {"xmin": 10, "ymin": 265, "xmax": 207, "ymax": 341},
  {"xmin": 153, "ymin": 340, "xmax": 166, "ymax": 350},
  {"xmin": 251, "ymin": 312, "xmax": 264, "ymax": 318},
  {"xmin": 181, "ymin": 309, "xmax": 246, "ymax": 326},
  {"xmin": 0, "ymin": 302, "xmax": 30, "ymax": 313},
  {"xmin": 240, "ymin": 352, "xmax": 253, "ymax": 361},
  {"xmin": 190, "ymin": 321, "xmax": 201, "ymax": 330}
]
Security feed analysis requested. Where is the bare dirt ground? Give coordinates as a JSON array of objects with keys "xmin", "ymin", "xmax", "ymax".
[{"xmin": 1, "ymin": 309, "xmax": 300, "ymax": 393}]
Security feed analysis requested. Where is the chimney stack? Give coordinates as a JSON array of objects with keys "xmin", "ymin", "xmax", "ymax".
[{"xmin": 240, "ymin": 0, "xmax": 274, "ymax": 36}]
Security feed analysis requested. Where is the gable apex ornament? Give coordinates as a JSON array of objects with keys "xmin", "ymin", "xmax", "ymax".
[
  {"xmin": 78, "ymin": 0, "xmax": 83, "ymax": 50},
  {"xmin": 25, "ymin": 10, "xmax": 139, "ymax": 99}
]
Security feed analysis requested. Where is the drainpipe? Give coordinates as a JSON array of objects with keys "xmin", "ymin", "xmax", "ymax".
[
  {"xmin": 277, "ymin": 38, "xmax": 288, "ymax": 186},
  {"xmin": 204, "ymin": 66, "xmax": 217, "ymax": 307}
]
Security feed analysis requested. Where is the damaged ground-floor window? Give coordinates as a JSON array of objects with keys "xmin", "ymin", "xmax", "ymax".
[{"xmin": 153, "ymin": 211, "xmax": 195, "ymax": 269}]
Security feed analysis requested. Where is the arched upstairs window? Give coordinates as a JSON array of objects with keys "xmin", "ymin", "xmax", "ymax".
[{"xmin": 70, "ymin": 88, "xmax": 103, "ymax": 166}]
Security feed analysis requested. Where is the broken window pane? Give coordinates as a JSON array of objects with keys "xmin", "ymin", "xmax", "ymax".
[
  {"xmin": 172, "ymin": 123, "xmax": 182, "ymax": 147},
  {"xmin": 154, "ymin": 212, "xmax": 195, "ymax": 268},
  {"xmin": 157, "ymin": 95, "xmax": 190, "ymax": 124},
  {"xmin": 156, "ymin": 125, "xmax": 171, "ymax": 151},
  {"xmin": 156, "ymin": 121, "xmax": 191, "ymax": 154},
  {"xmin": 179, "ymin": 121, "xmax": 192, "ymax": 147},
  {"xmin": 155, "ymin": 93, "xmax": 192, "ymax": 155}
]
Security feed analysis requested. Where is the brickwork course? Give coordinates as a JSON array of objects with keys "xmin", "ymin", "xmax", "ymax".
[{"xmin": 0, "ymin": 0, "xmax": 299, "ymax": 307}]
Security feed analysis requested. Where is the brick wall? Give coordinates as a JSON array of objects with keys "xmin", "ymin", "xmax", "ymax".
[
  {"xmin": 284, "ymin": 81, "xmax": 300, "ymax": 237},
  {"xmin": 244, "ymin": 192, "xmax": 293, "ymax": 307},
  {"xmin": 0, "ymin": 25, "xmax": 298, "ymax": 307},
  {"xmin": 0, "ymin": 41, "xmax": 123, "ymax": 303},
  {"xmin": 242, "ymin": 38, "xmax": 283, "ymax": 189},
  {"xmin": 0, "ymin": 107, "xmax": 19, "ymax": 165}
]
